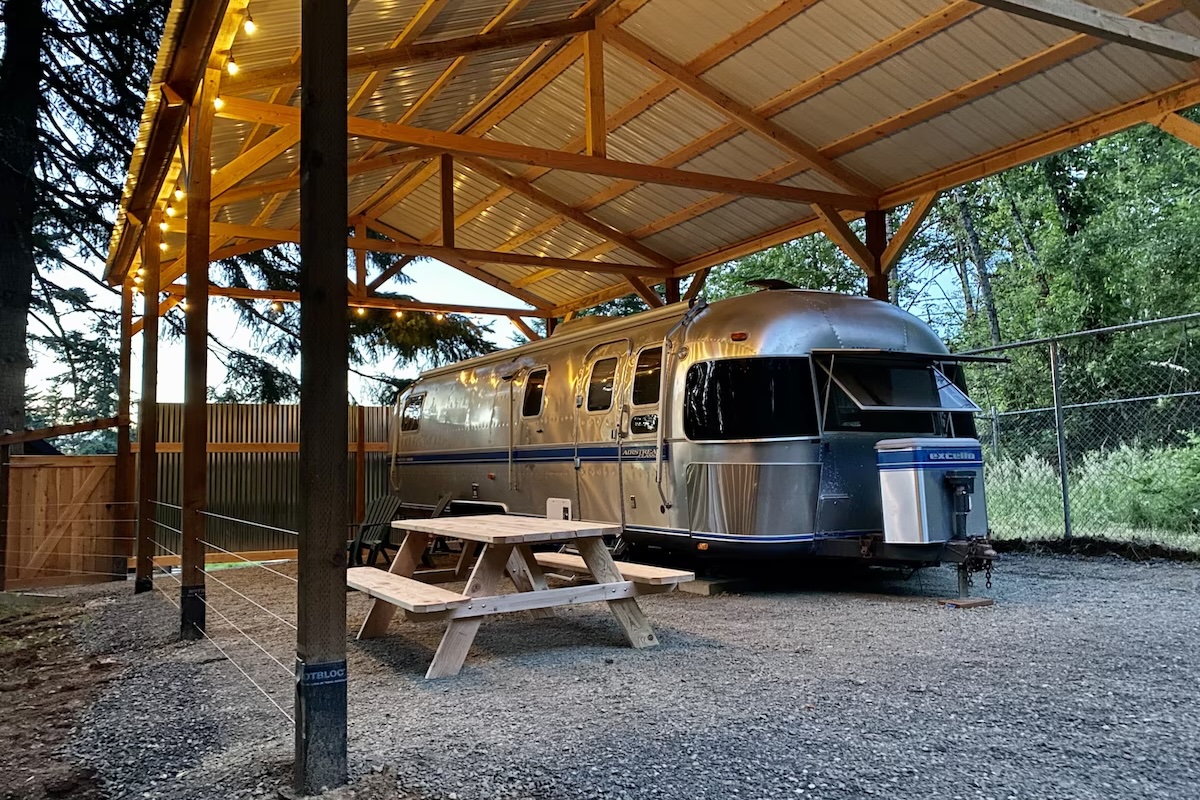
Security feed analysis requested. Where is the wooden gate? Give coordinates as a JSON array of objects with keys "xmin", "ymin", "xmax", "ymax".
[{"xmin": 3, "ymin": 456, "xmax": 122, "ymax": 590}]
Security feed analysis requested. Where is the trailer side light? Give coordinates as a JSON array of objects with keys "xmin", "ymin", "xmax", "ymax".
[
  {"xmin": 730, "ymin": 331, "xmax": 748, "ymax": 342},
  {"xmin": 697, "ymin": 542, "xmax": 709, "ymax": 551}
]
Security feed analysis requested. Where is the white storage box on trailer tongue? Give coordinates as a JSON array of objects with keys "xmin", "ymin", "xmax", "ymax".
[{"xmin": 875, "ymin": 438, "xmax": 988, "ymax": 544}]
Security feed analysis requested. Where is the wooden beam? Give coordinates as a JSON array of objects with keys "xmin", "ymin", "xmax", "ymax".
[
  {"xmin": 682, "ymin": 268, "xmax": 710, "ymax": 303},
  {"xmin": 440, "ymin": 154, "xmax": 455, "ymax": 247},
  {"xmin": 814, "ymin": 204, "xmax": 874, "ymax": 273},
  {"xmin": 0, "ymin": 417, "xmax": 120, "ymax": 446},
  {"xmin": 168, "ymin": 220, "xmax": 671, "ymax": 278},
  {"xmin": 626, "ymin": 277, "xmax": 664, "ymax": 308},
  {"xmin": 354, "ymin": 223, "xmax": 367, "ymax": 295},
  {"xmin": 210, "ymin": 125, "xmax": 298, "ymax": 198},
  {"xmin": 134, "ymin": 207, "xmax": 162, "ymax": 594},
  {"xmin": 362, "ymin": 218, "xmax": 555, "ymax": 310},
  {"xmin": 510, "ymin": 317, "xmax": 541, "ymax": 341},
  {"xmin": 460, "ymin": 158, "xmax": 678, "ymax": 270},
  {"xmin": 214, "ymin": 148, "xmax": 439, "ymax": 206},
  {"xmin": 366, "ymin": 255, "xmax": 416, "ymax": 292},
  {"xmin": 604, "ymin": 27, "xmax": 880, "ymax": 197},
  {"xmin": 130, "ymin": 295, "xmax": 183, "ymax": 336},
  {"xmin": 881, "ymin": 192, "xmax": 939, "ymax": 273},
  {"xmin": 163, "ymin": 283, "xmax": 539, "ymax": 318},
  {"xmin": 971, "ymin": 0, "xmax": 1200, "ymax": 60},
  {"xmin": 584, "ymin": 29, "xmax": 606, "ymax": 158},
  {"xmin": 1154, "ymin": 111, "xmax": 1200, "ymax": 147},
  {"xmin": 215, "ymin": 96, "xmax": 877, "ymax": 210},
  {"xmin": 223, "ymin": 16, "xmax": 597, "ymax": 95}
]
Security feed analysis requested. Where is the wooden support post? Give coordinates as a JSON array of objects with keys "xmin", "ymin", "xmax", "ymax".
[
  {"xmin": 135, "ymin": 215, "xmax": 161, "ymax": 595},
  {"xmin": 114, "ymin": 279, "xmax": 135, "ymax": 578},
  {"xmin": 180, "ymin": 69, "xmax": 217, "ymax": 639},
  {"xmin": 682, "ymin": 268, "xmax": 710, "ymax": 303},
  {"xmin": 584, "ymin": 28, "xmax": 606, "ymax": 158},
  {"xmin": 440, "ymin": 153, "xmax": 455, "ymax": 247},
  {"xmin": 865, "ymin": 210, "xmax": 889, "ymax": 302},
  {"xmin": 355, "ymin": 405, "xmax": 366, "ymax": 523},
  {"xmin": 295, "ymin": 0, "xmax": 349, "ymax": 787},
  {"xmin": 665, "ymin": 277, "xmax": 681, "ymax": 304},
  {"xmin": 354, "ymin": 223, "xmax": 367, "ymax": 296},
  {"xmin": 545, "ymin": 316, "xmax": 558, "ymax": 336}
]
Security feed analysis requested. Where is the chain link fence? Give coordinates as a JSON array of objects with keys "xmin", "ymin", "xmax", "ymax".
[{"xmin": 963, "ymin": 313, "xmax": 1200, "ymax": 553}]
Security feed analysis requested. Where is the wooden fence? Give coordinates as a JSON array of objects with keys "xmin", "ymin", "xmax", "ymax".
[{"xmin": 2, "ymin": 456, "xmax": 127, "ymax": 590}]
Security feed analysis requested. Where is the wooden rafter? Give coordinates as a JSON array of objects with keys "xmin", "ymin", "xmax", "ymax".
[
  {"xmin": 355, "ymin": 0, "xmax": 655, "ymax": 220},
  {"xmin": 366, "ymin": 255, "xmax": 416, "ymax": 292},
  {"xmin": 459, "ymin": 158, "xmax": 678, "ymax": 270},
  {"xmin": 216, "ymin": 96, "xmax": 875, "ymax": 210},
  {"xmin": 1154, "ymin": 111, "xmax": 1200, "ymax": 146},
  {"xmin": 210, "ymin": 125, "xmax": 297, "ymax": 198},
  {"xmin": 604, "ymin": 27, "xmax": 880, "ymax": 197},
  {"xmin": 163, "ymin": 283, "xmax": 539, "ymax": 318},
  {"xmin": 362, "ymin": 218, "xmax": 555, "ymax": 310},
  {"xmin": 510, "ymin": 317, "xmax": 542, "ymax": 341},
  {"xmin": 534, "ymin": 0, "xmax": 1179, "ymax": 270},
  {"xmin": 473, "ymin": 1, "xmax": 976, "ymax": 264},
  {"xmin": 682, "ymin": 268, "xmax": 710, "ymax": 303},
  {"xmin": 440, "ymin": 154, "xmax": 456, "ymax": 248},
  {"xmin": 167, "ymin": 220, "xmax": 671, "ymax": 278},
  {"xmin": 213, "ymin": 147, "xmax": 440, "ymax": 206},
  {"xmin": 971, "ymin": 0, "xmax": 1200, "ymax": 60},
  {"xmin": 222, "ymin": 16, "xmax": 595, "ymax": 95}
]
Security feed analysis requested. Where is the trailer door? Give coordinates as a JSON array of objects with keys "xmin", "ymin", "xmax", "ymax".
[
  {"xmin": 620, "ymin": 345, "xmax": 664, "ymax": 526},
  {"xmin": 574, "ymin": 341, "xmax": 631, "ymax": 524}
]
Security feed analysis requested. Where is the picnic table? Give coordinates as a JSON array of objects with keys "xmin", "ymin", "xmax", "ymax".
[{"xmin": 348, "ymin": 514, "xmax": 693, "ymax": 679}]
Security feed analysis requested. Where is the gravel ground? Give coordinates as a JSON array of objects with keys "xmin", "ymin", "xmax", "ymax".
[{"xmin": 58, "ymin": 554, "xmax": 1200, "ymax": 800}]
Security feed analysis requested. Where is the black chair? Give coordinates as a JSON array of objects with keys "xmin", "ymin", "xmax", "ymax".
[{"xmin": 346, "ymin": 494, "xmax": 405, "ymax": 568}]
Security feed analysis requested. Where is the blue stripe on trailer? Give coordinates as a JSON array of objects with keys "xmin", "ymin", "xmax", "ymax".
[{"xmin": 394, "ymin": 443, "xmax": 670, "ymax": 465}]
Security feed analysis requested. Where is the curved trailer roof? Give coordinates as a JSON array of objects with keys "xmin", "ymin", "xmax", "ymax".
[{"xmin": 106, "ymin": 0, "xmax": 1200, "ymax": 324}]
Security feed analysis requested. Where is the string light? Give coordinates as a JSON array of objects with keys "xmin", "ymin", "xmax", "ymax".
[
  {"xmin": 213, "ymin": 96, "xmax": 225, "ymax": 111},
  {"xmin": 243, "ymin": 12, "xmax": 256, "ymax": 35},
  {"xmin": 158, "ymin": 220, "xmax": 168, "ymax": 232},
  {"xmin": 165, "ymin": 204, "xmax": 176, "ymax": 217},
  {"xmin": 180, "ymin": 300, "xmax": 189, "ymax": 312},
  {"xmin": 270, "ymin": 301, "xmax": 283, "ymax": 313},
  {"xmin": 226, "ymin": 54, "xmax": 239, "ymax": 75},
  {"xmin": 434, "ymin": 313, "xmax": 445, "ymax": 321},
  {"xmin": 355, "ymin": 307, "xmax": 366, "ymax": 316},
  {"xmin": 159, "ymin": 242, "xmax": 168, "ymax": 252},
  {"xmin": 394, "ymin": 310, "xmax": 404, "ymax": 319},
  {"xmin": 173, "ymin": 185, "xmax": 185, "ymax": 202}
]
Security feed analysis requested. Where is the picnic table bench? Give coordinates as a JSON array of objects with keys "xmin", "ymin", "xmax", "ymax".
[{"xmin": 348, "ymin": 514, "xmax": 693, "ymax": 678}]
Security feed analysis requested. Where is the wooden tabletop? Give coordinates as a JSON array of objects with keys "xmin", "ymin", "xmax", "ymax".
[{"xmin": 392, "ymin": 514, "xmax": 620, "ymax": 544}]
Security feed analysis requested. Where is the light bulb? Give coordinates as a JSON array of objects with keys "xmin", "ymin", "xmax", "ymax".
[
  {"xmin": 356, "ymin": 307, "xmax": 366, "ymax": 316},
  {"xmin": 158, "ymin": 220, "xmax": 168, "ymax": 231},
  {"xmin": 270, "ymin": 301, "xmax": 283, "ymax": 312},
  {"xmin": 213, "ymin": 96, "xmax": 225, "ymax": 111},
  {"xmin": 136, "ymin": 268, "xmax": 145, "ymax": 277},
  {"xmin": 394, "ymin": 310, "xmax": 404, "ymax": 319},
  {"xmin": 173, "ymin": 186, "xmax": 184, "ymax": 201},
  {"xmin": 243, "ymin": 13, "xmax": 256, "ymax": 34},
  {"xmin": 180, "ymin": 300, "xmax": 189, "ymax": 311},
  {"xmin": 159, "ymin": 242, "xmax": 168, "ymax": 251},
  {"xmin": 226, "ymin": 54, "xmax": 239, "ymax": 75},
  {"xmin": 133, "ymin": 275, "xmax": 143, "ymax": 284},
  {"xmin": 435, "ymin": 313, "xmax": 445, "ymax": 321},
  {"xmin": 165, "ymin": 204, "xmax": 176, "ymax": 217}
]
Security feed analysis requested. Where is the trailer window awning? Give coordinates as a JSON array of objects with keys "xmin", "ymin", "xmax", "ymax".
[{"xmin": 818, "ymin": 355, "xmax": 981, "ymax": 413}]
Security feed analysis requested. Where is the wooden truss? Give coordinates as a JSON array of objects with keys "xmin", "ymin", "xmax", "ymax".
[{"xmin": 114, "ymin": 0, "xmax": 1200, "ymax": 322}]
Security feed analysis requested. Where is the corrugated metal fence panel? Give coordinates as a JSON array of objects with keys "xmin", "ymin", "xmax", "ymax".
[{"xmin": 151, "ymin": 404, "xmax": 393, "ymax": 555}]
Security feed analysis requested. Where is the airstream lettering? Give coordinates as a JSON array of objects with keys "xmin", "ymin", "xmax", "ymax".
[{"xmin": 390, "ymin": 290, "xmax": 996, "ymax": 580}]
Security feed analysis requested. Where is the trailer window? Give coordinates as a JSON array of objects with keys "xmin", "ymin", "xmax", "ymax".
[
  {"xmin": 522, "ymin": 369, "xmax": 548, "ymax": 417},
  {"xmin": 683, "ymin": 358, "xmax": 819, "ymax": 440},
  {"xmin": 632, "ymin": 347, "xmax": 662, "ymax": 406},
  {"xmin": 815, "ymin": 357, "xmax": 980, "ymax": 434},
  {"xmin": 587, "ymin": 358, "xmax": 619, "ymax": 412},
  {"xmin": 401, "ymin": 395, "xmax": 424, "ymax": 432}
]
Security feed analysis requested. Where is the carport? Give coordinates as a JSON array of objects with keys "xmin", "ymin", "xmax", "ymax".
[{"xmin": 103, "ymin": 0, "xmax": 1200, "ymax": 791}]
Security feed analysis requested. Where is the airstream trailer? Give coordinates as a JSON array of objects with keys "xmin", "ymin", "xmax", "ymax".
[{"xmin": 390, "ymin": 289, "xmax": 996, "ymax": 582}]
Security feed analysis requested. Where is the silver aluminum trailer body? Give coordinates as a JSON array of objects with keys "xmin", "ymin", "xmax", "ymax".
[{"xmin": 390, "ymin": 290, "xmax": 991, "ymax": 567}]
